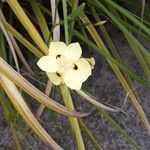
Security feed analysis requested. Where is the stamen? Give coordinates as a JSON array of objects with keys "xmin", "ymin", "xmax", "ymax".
[
  {"xmin": 56, "ymin": 54, "xmax": 61, "ymax": 59},
  {"xmin": 56, "ymin": 72, "xmax": 61, "ymax": 77},
  {"xmin": 73, "ymin": 64, "xmax": 78, "ymax": 70}
]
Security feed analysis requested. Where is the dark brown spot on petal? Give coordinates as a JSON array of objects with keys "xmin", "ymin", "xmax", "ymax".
[
  {"xmin": 56, "ymin": 72, "xmax": 61, "ymax": 77},
  {"xmin": 73, "ymin": 64, "xmax": 78, "ymax": 70},
  {"xmin": 56, "ymin": 54, "xmax": 61, "ymax": 59}
]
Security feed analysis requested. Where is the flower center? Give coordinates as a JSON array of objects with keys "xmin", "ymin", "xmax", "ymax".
[{"xmin": 56, "ymin": 55, "xmax": 74, "ymax": 73}]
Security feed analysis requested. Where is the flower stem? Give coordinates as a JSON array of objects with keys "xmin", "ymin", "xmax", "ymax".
[
  {"xmin": 69, "ymin": 0, "xmax": 79, "ymax": 43},
  {"xmin": 60, "ymin": 84, "xmax": 85, "ymax": 150},
  {"xmin": 62, "ymin": 0, "xmax": 69, "ymax": 45},
  {"xmin": 62, "ymin": 0, "xmax": 85, "ymax": 149}
]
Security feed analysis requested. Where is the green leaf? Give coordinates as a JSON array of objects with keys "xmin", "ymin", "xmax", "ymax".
[
  {"xmin": 74, "ymin": 30, "xmax": 150, "ymax": 88},
  {"xmin": 28, "ymin": 0, "xmax": 50, "ymax": 43},
  {"xmin": 7, "ymin": 0, "xmax": 48, "ymax": 54},
  {"xmin": 0, "ymin": 28, "xmax": 7, "ymax": 60},
  {"xmin": 104, "ymin": 0, "xmax": 150, "ymax": 36},
  {"xmin": 68, "ymin": 3, "xmax": 85, "ymax": 21},
  {"xmin": 0, "ymin": 74, "xmax": 63, "ymax": 149},
  {"xmin": 88, "ymin": 0, "xmax": 150, "ymax": 80},
  {"xmin": 0, "ymin": 15, "xmax": 43, "ymax": 58}
]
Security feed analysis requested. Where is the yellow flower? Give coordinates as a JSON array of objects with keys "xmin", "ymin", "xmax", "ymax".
[{"xmin": 37, "ymin": 42, "xmax": 94, "ymax": 90}]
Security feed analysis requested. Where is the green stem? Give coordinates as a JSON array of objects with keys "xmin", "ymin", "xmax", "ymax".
[
  {"xmin": 62, "ymin": 0, "xmax": 69, "ymax": 45},
  {"xmin": 69, "ymin": 0, "xmax": 79, "ymax": 43},
  {"xmin": 60, "ymin": 84, "xmax": 85, "ymax": 150},
  {"xmin": 61, "ymin": 1, "xmax": 85, "ymax": 149}
]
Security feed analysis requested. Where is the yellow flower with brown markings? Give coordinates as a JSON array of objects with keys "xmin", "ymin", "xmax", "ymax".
[{"xmin": 37, "ymin": 42, "xmax": 94, "ymax": 90}]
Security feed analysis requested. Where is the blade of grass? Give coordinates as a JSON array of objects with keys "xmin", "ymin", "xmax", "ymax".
[
  {"xmin": 111, "ymin": 9, "xmax": 150, "ymax": 68},
  {"xmin": 50, "ymin": 0, "xmax": 60, "ymax": 42},
  {"xmin": 68, "ymin": 3, "xmax": 85, "ymax": 22},
  {"xmin": 105, "ymin": 4, "xmax": 150, "ymax": 69},
  {"xmin": 76, "ymin": 90, "xmax": 121, "ymax": 112},
  {"xmin": 0, "ymin": 91, "xmax": 22, "ymax": 150},
  {"xmin": 120, "ymin": 19, "xmax": 150, "ymax": 41},
  {"xmin": 124, "ymin": 0, "xmax": 150, "ymax": 24},
  {"xmin": 73, "ymin": 30, "xmax": 150, "ymax": 133},
  {"xmin": 89, "ymin": 0, "xmax": 150, "ymax": 80},
  {"xmin": 68, "ymin": 0, "xmax": 79, "ymax": 43},
  {"xmin": 90, "ymin": 6, "xmax": 139, "ymax": 99},
  {"xmin": 0, "ymin": 15, "xmax": 43, "ymax": 58},
  {"xmin": 7, "ymin": 0, "xmax": 48, "ymax": 54},
  {"xmin": 104, "ymin": 0, "xmax": 150, "ymax": 35},
  {"xmin": 0, "ymin": 12, "xmax": 20, "ymax": 73},
  {"xmin": 74, "ymin": 30, "xmax": 150, "ymax": 88},
  {"xmin": 137, "ymin": 0, "xmax": 145, "ymax": 39},
  {"xmin": 28, "ymin": 0, "xmax": 50, "ymax": 42},
  {"xmin": 0, "ymin": 73, "xmax": 63, "ymax": 150},
  {"xmin": 0, "ymin": 28, "xmax": 7, "ymax": 61},
  {"xmin": 36, "ymin": 80, "xmax": 53, "ymax": 118},
  {"xmin": 62, "ymin": 0, "xmax": 69, "ymax": 45},
  {"xmin": 38, "ymin": 2, "xmax": 52, "ymax": 16},
  {"xmin": 10, "ymin": 36, "xmax": 35, "ymax": 76}
]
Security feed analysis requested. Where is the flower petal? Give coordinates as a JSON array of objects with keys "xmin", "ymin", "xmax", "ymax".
[
  {"xmin": 75, "ymin": 58, "xmax": 92, "ymax": 82},
  {"xmin": 37, "ymin": 56, "xmax": 58, "ymax": 72},
  {"xmin": 63, "ymin": 69, "xmax": 83, "ymax": 90},
  {"xmin": 64, "ymin": 43, "xmax": 82, "ymax": 61},
  {"xmin": 49, "ymin": 42, "xmax": 66, "ymax": 57},
  {"xmin": 47, "ymin": 73, "xmax": 62, "ymax": 85}
]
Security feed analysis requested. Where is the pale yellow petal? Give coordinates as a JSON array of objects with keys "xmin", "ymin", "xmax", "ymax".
[
  {"xmin": 37, "ymin": 56, "xmax": 58, "ymax": 72},
  {"xmin": 47, "ymin": 73, "xmax": 62, "ymax": 85},
  {"xmin": 49, "ymin": 42, "xmax": 66, "ymax": 57},
  {"xmin": 63, "ymin": 70, "xmax": 82, "ymax": 90},
  {"xmin": 64, "ymin": 43, "xmax": 82, "ymax": 61},
  {"xmin": 75, "ymin": 58, "xmax": 92, "ymax": 82}
]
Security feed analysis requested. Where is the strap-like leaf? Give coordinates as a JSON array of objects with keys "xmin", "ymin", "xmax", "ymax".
[
  {"xmin": 0, "ymin": 73, "xmax": 63, "ymax": 150},
  {"xmin": 76, "ymin": 90, "xmax": 122, "ymax": 112}
]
